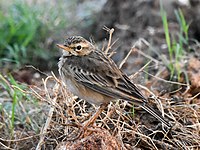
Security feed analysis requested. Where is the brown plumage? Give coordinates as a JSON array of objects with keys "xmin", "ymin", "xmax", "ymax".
[{"xmin": 57, "ymin": 36, "xmax": 171, "ymax": 128}]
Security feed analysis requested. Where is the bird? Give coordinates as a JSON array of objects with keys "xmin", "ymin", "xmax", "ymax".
[{"xmin": 57, "ymin": 36, "xmax": 172, "ymax": 129}]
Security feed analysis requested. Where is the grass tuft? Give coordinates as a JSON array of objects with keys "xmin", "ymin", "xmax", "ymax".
[
  {"xmin": 160, "ymin": 1, "xmax": 189, "ymax": 81},
  {"xmin": 0, "ymin": 0, "xmax": 69, "ymax": 67}
]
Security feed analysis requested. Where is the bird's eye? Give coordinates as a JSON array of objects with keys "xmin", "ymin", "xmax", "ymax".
[{"xmin": 76, "ymin": 45, "xmax": 82, "ymax": 51}]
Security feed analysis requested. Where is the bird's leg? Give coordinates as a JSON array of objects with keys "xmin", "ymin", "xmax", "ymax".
[
  {"xmin": 74, "ymin": 103, "xmax": 108, "ymax": 139},
  {"xmin": 83, "ymin": 103, "xmax": 107, "ymax": 128}
]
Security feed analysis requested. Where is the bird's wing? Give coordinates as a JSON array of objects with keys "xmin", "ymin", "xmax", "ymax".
[
  {"xmin": 67, "ymin": 51, "xmax": 147, "ymax": 104},
  {"xmin": 63, "ymin": 51, "xmax": 172, "ymax": 128}
]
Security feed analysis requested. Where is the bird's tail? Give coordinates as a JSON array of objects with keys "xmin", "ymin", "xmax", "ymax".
[{"xmin": 140, "ymin": 103, "xmax": 172, "ymax": 128}]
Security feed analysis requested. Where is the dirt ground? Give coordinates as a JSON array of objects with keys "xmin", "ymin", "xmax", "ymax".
[{"xmin": 0, "ymin": 0, "xmax": 200, "ymax": 149}]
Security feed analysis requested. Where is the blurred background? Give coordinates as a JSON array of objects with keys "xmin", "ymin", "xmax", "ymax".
[
  {"xmin": 0, "ymin": 0, "xmax": 106, "ymax": 71},
  {"xmin": 1, "ymin": 0, "xmax": 199, "ymax": 73}
]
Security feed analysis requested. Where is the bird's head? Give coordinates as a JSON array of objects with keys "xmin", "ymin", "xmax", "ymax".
[{"xmin": 57, "ymin": 36, "xmax": 95, "ymax": 56}]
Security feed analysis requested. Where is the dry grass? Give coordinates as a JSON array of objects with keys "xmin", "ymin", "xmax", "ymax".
[
  {"xmin": 1, "ymin": 67, "xmax": 199, "ymax": 149},
  {"xmin": 31, "ymin": 72, "xmax": 199, "ymax": 150}
]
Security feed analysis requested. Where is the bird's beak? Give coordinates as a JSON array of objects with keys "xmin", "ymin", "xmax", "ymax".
[{"xmin": 56, "ymin": 44, "xmax": 71, "ymax": 52}]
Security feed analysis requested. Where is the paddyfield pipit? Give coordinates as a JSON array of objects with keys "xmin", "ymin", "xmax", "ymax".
[{"xmin": 57, "ymin": 36, "xmax": 171, "ymax": 128}]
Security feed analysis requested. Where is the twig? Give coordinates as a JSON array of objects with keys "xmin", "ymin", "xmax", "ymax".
[
  {"xmin": 25, "ymin": 65, "xmax": 49, "ymax": 77},
  {"xmin": 36, "ymin": 75, "xmax": 59, "ymax": 150},
  {"xmin": 0, "ymin": 132, "xmax": 49, "ymax": 142},
  {"xmin": 186, "ymin": 92, "xmax": 200, "ymax": 101},
  {"xmin": 119, "ymin": 47, "xmax": 135, "ymax": 69},
  {"xmin": 0, "ymin": 74, "xmax": 14, "ymax": 95},
  {"xmin": 136, "ymin": 49, "xmax": 160, "ymax": 65},
  {"xmin": 142, "ymin": 70, "xmax": 188, "ymax": 86},
  {"xmin": 136, "ymin": 84, "xmax": 166, "ymax": 118},
  {"xmin": 103, "ymin": 26, "xmax": 115, "ymax": 54},
  {"xmin": 133, "ymin": 128, "xmax": 159, "ymax": 150},
  {"xmin": 129, "ymin": 60, "xmax": 152, "ymax": 79},
  {"xmin": 0, "ymin": 141, "xmax": 14, "ymax": 150},
  {"xmin": 108, "ymin": 39, "xmax": 119, "ymax": 58}
]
